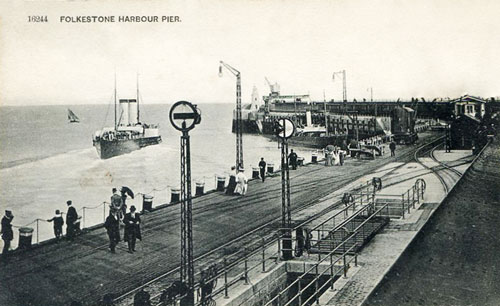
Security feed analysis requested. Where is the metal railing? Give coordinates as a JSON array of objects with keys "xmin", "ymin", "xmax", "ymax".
[
  {"xmin": 374, "ymin": 179, "xmax": 426, "ymax": 219},
  {"xmin": 265, "ymin": 203, "xmax": 390, "ymax": 306}
]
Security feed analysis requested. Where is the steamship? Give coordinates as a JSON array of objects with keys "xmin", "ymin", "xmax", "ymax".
[{"xmin": 92, "ymin": 82, "xmax": 162, "ymax": 159}]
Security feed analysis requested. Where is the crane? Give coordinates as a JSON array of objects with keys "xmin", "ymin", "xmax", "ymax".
[
  {"xmin": 219, "ymin": 61, "xmax": 243, "ymax": 170},
  {"xmin": 332, "ymin": 70, "xmax": 347, "ymax": 102}
]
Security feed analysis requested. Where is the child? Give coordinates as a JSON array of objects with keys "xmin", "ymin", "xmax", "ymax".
[{"xmin": 47, "ymin": 210, "xmax": 64, "ymax": 240}]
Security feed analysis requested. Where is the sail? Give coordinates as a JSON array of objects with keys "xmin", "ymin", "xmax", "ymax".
[{"xmin": 68, "ymin": 109, "xmax": 80, "ymax": 123}]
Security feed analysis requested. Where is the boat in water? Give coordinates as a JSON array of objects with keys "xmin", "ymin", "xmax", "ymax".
[
  {"xmin": 67, "ymin": 109, "xmax": 80, "ymax": 123},
  {"xmin": 92, "ymin": 79, "xmax": 162, "ymax": 159}
]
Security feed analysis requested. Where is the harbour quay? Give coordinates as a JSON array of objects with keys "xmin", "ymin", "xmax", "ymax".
[{"xmin": 1, "ymin": 128, "xmax": 498, "ymax": 306}]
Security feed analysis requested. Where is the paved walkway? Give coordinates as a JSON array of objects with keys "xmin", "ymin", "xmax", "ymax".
[{"xmin": 319, "ymin": 150, "xmax": 473, "ymax": 305}]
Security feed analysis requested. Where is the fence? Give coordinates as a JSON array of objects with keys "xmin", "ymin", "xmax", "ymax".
[{"xmin": 374, "ymin": 178, "xmax": 426, "ymax": 219}]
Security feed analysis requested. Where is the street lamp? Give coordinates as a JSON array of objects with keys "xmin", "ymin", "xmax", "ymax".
[{"xmin": 219, "ymin": 61, "xmax": 243, "ymax": 170}]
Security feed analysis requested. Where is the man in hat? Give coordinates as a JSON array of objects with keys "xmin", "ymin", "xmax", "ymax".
[
  {"xmin": 123, "ymin": 206, "xmax": 141, "ymax": 253},
  {"xmin": 1, "ymin": 209, "xmax": 14, "ymax": 259},
  {"xmin": 235, "ymin": 167, "xmax": 248, "ymax": 196},
  {"xmin": 66, "ymin": 200, "xmax": 79, "ymax": 240},
  {"xmin": 104, "ymin": 211, "xmax": 121, "ymax": 253},
  {"xmin": 288, "ymin": 149, "xmax": 298, "ymax": 170},
  {"xmin": 258, "ymin": 157, "xmax": 267, "ymax": 182},
  {"xmin": 47, "ymin": 210, "xmax": 64, "ymax": 240}
]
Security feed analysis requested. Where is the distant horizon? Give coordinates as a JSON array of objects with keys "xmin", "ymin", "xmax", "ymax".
[{"xmin": 2, "ymin": 1, "xmax": 500, "ymax": 106}]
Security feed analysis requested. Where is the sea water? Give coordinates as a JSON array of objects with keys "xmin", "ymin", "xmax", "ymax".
[{"xmin": 0, "ymin": 104, "xmax": 312, "ymax": 244}]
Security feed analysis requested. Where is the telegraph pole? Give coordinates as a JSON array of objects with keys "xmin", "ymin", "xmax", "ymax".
[
  {"xmin": 170, "ymin": 101, "xmax": 202, "ymax": 306},
  {"xmin": 219, "ymin": 61, "xmax": 243, "ymax": 170}
]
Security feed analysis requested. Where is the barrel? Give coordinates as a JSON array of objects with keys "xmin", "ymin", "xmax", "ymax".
[
  {"xmin": 142, "ymin": 194, "xmax": 153, "ymax": 212},
  {"xmin": 252, "ymin": 167, "xmax": 260, "ymax": 179},
  {"xmin": 18, "ymin": 227, "xmax": 34, "ymax": 249},
  {"xmin": 297, "ymin": 157, "xmax": 305, "ymax": 166},
  {"xmin": 170, "ymin": 188, "xmax": 180, "ymax": 203},
  {"xmin": 195, "ymin": 182, "xmax": 205, "ymax": 196},
  {"xmin": 216, "ymin": 176, "xmax": 226, "ymax": 191},
  {"xmin": 267, "ymin": 163, "xmax": 274, "ymax": 173},
  {"xmin": 311, "ymin": 152, "xmax": 318, "ymax": 163}
]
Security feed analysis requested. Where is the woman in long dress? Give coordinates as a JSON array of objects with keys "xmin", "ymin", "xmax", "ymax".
[{"xmin": 234, "ymin": 168, "xmax": 248, "ymax": 196}]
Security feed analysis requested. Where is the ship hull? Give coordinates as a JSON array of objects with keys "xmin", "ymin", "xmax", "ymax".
[
  {"xmin": 264, "ymin": 134, "xmax": 349, "ymax": 149},
  {"xmin": 94, "ymin": 136, "xmax": 162, "ymax": 159}
]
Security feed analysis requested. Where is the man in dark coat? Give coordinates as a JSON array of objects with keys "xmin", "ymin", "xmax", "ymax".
[
  {"xmin": 288, "ymin": 149, "xmax": 298, "ymax": 170},
  {"xmin": 66, "ymin": 200, "xmax": 79, "ymax": 240},
  {"xmin": 104, "ymin": 212, "xmax": 121, "ymax": 253},
  {"xmin": 258, "ymin": 158, "xmax": 266, "ymax": 182},
  {"xmin": 389, "ymin": 140, "xmax": 396, "ymax": 157},
  {"xmin": 123, "ymin": 205, "xmax": 141, "ymax": 253},
  {"xmin": 1, "ymin": 210, "xmax": 14, "ymax": 259}
]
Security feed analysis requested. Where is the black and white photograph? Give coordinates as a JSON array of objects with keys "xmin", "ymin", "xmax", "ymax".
[{"xmin": 0, "ymin": 1, "xmax": 499, "ymax": 305}]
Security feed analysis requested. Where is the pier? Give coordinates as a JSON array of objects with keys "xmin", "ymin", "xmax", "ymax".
[{"xmin": 2, "ymin": 130, "xmax": 496, "ymax": 306}]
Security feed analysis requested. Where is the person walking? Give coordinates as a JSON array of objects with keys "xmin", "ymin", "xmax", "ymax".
[
  {"xmin": 66, "ymin": 200, "xmax": 79, "ymax": 240},
  {"xmin": 1, "ymin": 210, "xmax": 14, "ymax": 260},
  {"xmin": 104, "ymin": 211, "xmax": 120, "ymax": 253},
  {"xmin": 110, "ymin": 188, "xmax": 123, "ymax": 219},
  {"xmin": 235, "ymin": 167, "xmax": 248, "ymax": 196},
  {"xmin": 47, "ymin": 210, "xmax": 64, "ymax": 240},
  {"xmin": 226, "ymin": 166, "xmax": 237, "ymax": 195},
  {"xmin": 123, "ymin": 206, "xmax": 141, "ymax": 253},
  {"xmin": 258, "ymin": 158, "xmax": 267, "ymax": 182},
  {"xmin": 288, "ymin": 149, "xmax": 298, "ymax": 170},
  {"xmin": 389, "ymin": 140, "xmax": 396, "ymax": 157}
]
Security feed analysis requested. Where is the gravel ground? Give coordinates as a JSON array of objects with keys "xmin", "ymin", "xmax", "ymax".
[{"xmin": 365, "ymin": 135, "xmax": 500, "ymax": 306}]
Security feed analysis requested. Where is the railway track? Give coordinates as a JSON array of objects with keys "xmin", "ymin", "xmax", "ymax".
[
  {"xmin": 114, "ymin": 134, "xmax": 448, "ymax": 306},
  {"xmin": 414, "ymin": 136, "xmax": 464, "ymax": 193}
]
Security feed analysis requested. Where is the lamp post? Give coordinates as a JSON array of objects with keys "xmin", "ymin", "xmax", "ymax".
[{"xmin": 219, "ymin": 61, "xmax": 243, "ymax": 170}]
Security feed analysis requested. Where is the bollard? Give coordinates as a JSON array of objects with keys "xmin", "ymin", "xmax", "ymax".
[
  {"xmin": 297, "ymin": 157, "xmax": 304, "ymax": 166},
  {"xmin": 252, "ymin": 167, "xmax": 260, "ymax": 179},
  {"xmin": 170, "ymin": 188, "xmax": 180, "ymax": 203},
  {"xmin": 142, "ymin": 194, "xmax": 154, "ymax": 212},
  {"xmin": 18, "ymin": 227, "xmax": 34, "ymax": 249},
  {"xmin": 216, "ymin": 176, "xmax": 226, "ymax": 191},
  {"xmin": 311, "ymin": 152, "xmax": 318, "ymax": 163},
  {"xmin": 195, "ymin": 182, "xmax": 205, "ymax": 196},
  {"xmin": 267, "ymin": 162, "xmax": 274, "ymax": 173}
]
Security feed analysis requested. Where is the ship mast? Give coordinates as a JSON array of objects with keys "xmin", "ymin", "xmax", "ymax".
[{"xmin": 136, "ymin": 73, "xmax": 140, "ymax": 123}]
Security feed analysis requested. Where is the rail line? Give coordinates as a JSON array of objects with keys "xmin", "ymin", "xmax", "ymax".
[
  {"xmin": 115, "ymin": 135, "xmax": 446, "ymax": 305},
  {"xmin": 414, "ymin": 136, "xmax": 464, "ymax": 194}
]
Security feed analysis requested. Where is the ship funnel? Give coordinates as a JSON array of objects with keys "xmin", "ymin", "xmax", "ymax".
[
  {"xmin": 128, "ymin": 99, "xmax": 138, "ymax": 125},
  {"xmin": 120, "ymin": 99, "xmax": 129, "ymax": 126}
]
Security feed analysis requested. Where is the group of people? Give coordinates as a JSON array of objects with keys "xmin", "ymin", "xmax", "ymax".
[
  {"xmin": 45, "ymin": 200, "xmax": 82, "ymax": 242},
  {"xmin": 224, "ymin": 151, "xmax": 301, "ymax": 196},
  {"xmin": 324, "ymin": 146, "xmax": 345, "ymax": 166},
  {"xmin": 225, "ymin": 166, "xmax": 249, "ymax": 196},
  {"xmin": 105, "ymin": 188, "xmax": 141, "ymax": 254}
]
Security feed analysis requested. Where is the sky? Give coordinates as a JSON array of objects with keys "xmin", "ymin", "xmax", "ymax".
[{"xmin": 1, "ymin": 0, "xmax": 499, "ymax": 106}]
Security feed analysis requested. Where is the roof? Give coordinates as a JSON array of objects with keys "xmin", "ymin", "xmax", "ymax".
[{"xmin": 451, "ymin": 95, "xmax": 486, "ymax": 104}]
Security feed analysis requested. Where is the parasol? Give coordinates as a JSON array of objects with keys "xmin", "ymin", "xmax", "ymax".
[{"xmin": 121, "ymin": 186, "xmax": 135, "ymax": 199}]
